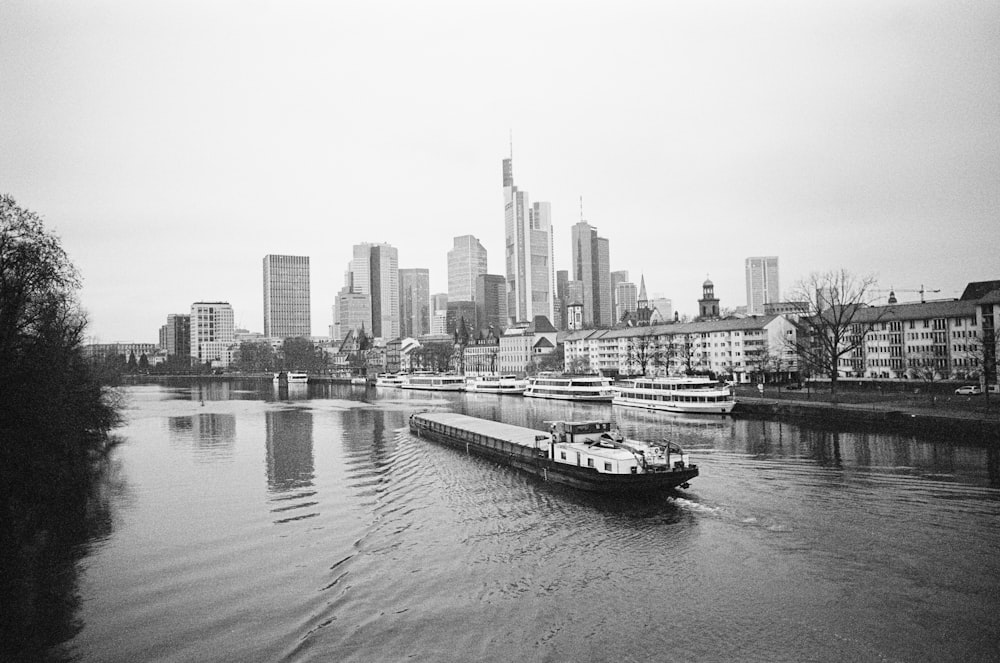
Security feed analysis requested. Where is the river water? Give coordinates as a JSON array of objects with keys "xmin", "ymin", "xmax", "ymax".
[{"xmin": 38, "ymin": 381, "xmax": 1000, "ymax": 662}]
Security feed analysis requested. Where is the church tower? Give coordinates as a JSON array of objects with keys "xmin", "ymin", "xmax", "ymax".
[{"xmin": 698, "ymin": 277, "xmax": 720, "ymax": 320}]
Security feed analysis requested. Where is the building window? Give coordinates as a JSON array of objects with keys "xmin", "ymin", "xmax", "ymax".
[
  {"xmin": 604, "ymin": 462, "xmax": 612, "ymax": 471},
  {"xmin": 587, "ymin": 458, "xmax": 594, "ymax": 468}
]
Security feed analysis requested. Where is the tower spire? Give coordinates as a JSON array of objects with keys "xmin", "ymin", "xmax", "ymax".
[{"xmin": 579, "ymin": 195, "xmax": 584, "ymax": 222}]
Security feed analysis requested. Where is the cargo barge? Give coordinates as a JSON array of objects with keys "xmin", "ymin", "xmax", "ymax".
[{"xmin": 409, "ymin": 411, "xmax": 698, "ymax": 493}]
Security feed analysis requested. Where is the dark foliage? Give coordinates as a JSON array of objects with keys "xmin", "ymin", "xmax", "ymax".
[{"xmin": 0, "ymin": 195, "xmax": 123, "ymax": 660}]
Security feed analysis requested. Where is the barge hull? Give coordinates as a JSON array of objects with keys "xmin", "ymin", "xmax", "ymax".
[{"xmin": 410, "ymin": 413, "xmax": 697, "ymax": 494}]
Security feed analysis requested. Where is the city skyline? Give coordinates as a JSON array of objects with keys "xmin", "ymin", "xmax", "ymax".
[{"xmin": 2, "ymin": 2, "xmax": 998, "ymax": 342}]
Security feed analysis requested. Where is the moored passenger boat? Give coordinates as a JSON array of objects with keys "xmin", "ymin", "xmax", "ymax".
[
  {"xmin": 465, "ymin": 374, "xmax": 527, "ymax": 395},
  {"xmin": 273, "ymin": 371, "xmax": 309, "ymax": 384},
  {"xmin": 375, "ymin": 373, "xmax": 407, "ymax": 387},
  {"xmin": 523, "ymin": 374, "xmax": 614, "ymax": 401},
  {"xmin": 401, "ymin": 374, "xmax": 467, "ymax": 391},
  {"xmin": 409, "ymin": 411, "xmax": 697, "ymax": 493},
  {"xmin": 613, "ymin": 376, "xmax": 735, "ymax": 414}
]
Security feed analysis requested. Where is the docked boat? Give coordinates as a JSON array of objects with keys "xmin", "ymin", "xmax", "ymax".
[
  {"xmin": 400, "ymin": 374, "xmax": 467, "ymax": 391},
  {"xmin": 613, "ymin": 376, "xmax": 735, "ymax": 414},
  {"xmin": 375, "ymin": 373, "xmax": 407, "ymax": 387},
  {"xmin": 465, "ymin": 374, "xmax": 527, "ymax": 395},
  {"xmin": 273, "ymin": 371, "xmax": 309, "ymax": 383},
  {"xmin": 409, "ymin": 411, "xmax": 697, "ymax": 493},
  {"xmin": 523, "ymin": 374, "xmax": 614, "ymax": 401}
]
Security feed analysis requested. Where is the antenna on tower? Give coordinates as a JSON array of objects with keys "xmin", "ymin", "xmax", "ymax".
[
  {"xmin": 509, "ymin": 129, "xmax": 513, "ymax": 161},
  {"xmin": 579, "ymin": 195, "xmax": 584, "ymax": 222}
]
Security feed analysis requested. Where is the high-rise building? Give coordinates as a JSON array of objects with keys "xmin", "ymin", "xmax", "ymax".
[
  {"xmin": 190, "ymin": 301, "xmax": 234, "ymax": 364},
  {"xmin": 346, "ymin": 242, "xmax": 399, "ymax": 339},
  {"xmin": 333, "ymin": 289, "xmax": 372, "ymax": 342},
  {"xmin": 163, "ymin": 313, "xmax": 191, "ymax": 358},
  {"xmin": 571, "ymin": 221, "xmax": 612, "ymax": 328},
  {"xmin": 614, "ymin": 282, "xmax": 638, "ymax": 322},
  {"xmin": 503, "ymin": 156, "xmax": 555, "ymax": 324},
  {"xmin": 398, "ymin": 268, "xmax": 430, "ymax": 338},
  {"xmin": 745, "ymin": 256, "xmax": 779, "ymax": 316},
  {"xmin": 476, "ymin": 274, "xmax": 507, "ymax": 333},
  {"xmin": 263, "ymin": 254, "xmax": 311, "ymax": 339},
  {"xmin": 650, "ymin": 296, "xmax": 673, "ymax": 323},
  {"xmin": 429, "ymin": 293, "xmax": 449, "ymax": 335},
  {"xmin": 448, "ymin": 235, "xmax": 487, "ymax": 302},
  {"xmin": 446, "ymin": 300, "xmax": 477, "ymax": 336}
]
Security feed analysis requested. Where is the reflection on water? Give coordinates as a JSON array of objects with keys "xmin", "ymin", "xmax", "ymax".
[
  {"xmin": 168, "ymin": 413, "xmax": 236, "ymax": 458},
  {"xmin": 1, "ymin": 435, "xmax": 124, "ymax": 663},
  {"xmin": 265, "ymin": 409, "xmax": 314, "ymax": 492}
]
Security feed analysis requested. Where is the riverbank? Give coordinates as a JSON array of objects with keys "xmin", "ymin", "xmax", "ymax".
[{"xmin": 734, "ymin": 393, "xmax": 1000, "ymax": 440}]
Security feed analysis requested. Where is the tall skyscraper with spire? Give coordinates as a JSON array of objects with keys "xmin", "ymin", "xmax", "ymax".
[
  {"xmin": 571, "ymin": 220, "xmax": 612, "ymax": 328},
  {"xmin": 503, "ymin": 154, "xmax": 555, "ymax": 325}
]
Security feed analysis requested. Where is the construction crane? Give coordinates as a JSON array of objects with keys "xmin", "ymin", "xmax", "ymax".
[{"xmin": 876, "ymin": 285, "xmax": 942, "ymax": 304}]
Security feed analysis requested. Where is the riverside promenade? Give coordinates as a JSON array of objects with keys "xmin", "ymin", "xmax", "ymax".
[{"xmin": 733, "ymin": 385, "xmax": 1000, "ymax": 440}]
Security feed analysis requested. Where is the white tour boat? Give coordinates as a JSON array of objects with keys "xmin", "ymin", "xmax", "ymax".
[
  {"xmin": 613, "ymin": 376, "xmax": 735, "ymax": 414},
  {"xmin": 400, "ymin": 374, "xmax": 467, "ymax": 391},
  {"xmin": 374, "ymin": 373, "xmax": 407, "ymax": 387},
  {"xmin": 273, "ymin": 371, "xmax": 309, "ymax": 383},
  {"xmin": 465, "ymin": 374, "xmax": 528, "ymax": 395},
  {"xmin": 523, "ymin": 374, "xmax": 615, "ymax": 402}
]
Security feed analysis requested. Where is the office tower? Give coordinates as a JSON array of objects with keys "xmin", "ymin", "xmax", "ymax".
[
  {"xmin": 431, "ymin": 292, "xmax": 449, "ymax": 312},
  {"xmin": 163, "ymin": 313, "xmax": 191, "ymax": 358},
  {"xmin": 398, "ymin": 268, "xmax": 430, "ymax": 338},
  {"xmin": 333, "ymin": 290, "xmax": 372, "ymax": 342},
  {"xmin": 566, "ymin": 280, "xmax": 585, "ymax": 308},
  {"xmin": 650, "ymin": 296, "xmax": 673, "ymax": 323},
  {"xmin": 611, "ymin": 270, "xmax": 628, "ymax": 324},
  {"xmin": 503, "ymin": 156, "xmax": 555, "ymax": 324},
  {"xmin": 446, "ymin": 300, "xmax": 477, "ymax": 336},
  {"xmin": 555, "ymin": 269, "xmax": 569, "ymax": 330},
  {"xmin": 448, "ymin": 235, "xmax": 488, "ymax": 302},
  {"xmin": 745, "ymin": 256, "xmax": 779, "ymax": 316},
  {"xmin": 190, "ymin": 302, "xmax": 234, "ymax": 364},
  {"xmin": 263, "ymin": 254, "xmax": 311, "ymax": 339},
  {"xmin": 346, "ymin": 242, "xmax": 399, "ymax": 339},
  {"xmin": 476, "ymin": 274, "xmax": 507, "ymax": 332},
  {"xmin": 571, "ymin": 221, "xmax": 612, "ymax": 328},
  {"xmin": 615, "ymin": 282, "xmax": 638, "ymax": 322}
]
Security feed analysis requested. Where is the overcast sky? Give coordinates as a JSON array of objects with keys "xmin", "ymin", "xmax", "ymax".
[{"xmin": 2, "ymin": 0, "xmax": 998, "ymax": 342}]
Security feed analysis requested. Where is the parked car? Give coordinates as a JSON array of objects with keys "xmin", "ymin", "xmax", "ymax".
[{"xmin": 955, "ymin": 385, "xmax": 982, "ymax": 395}]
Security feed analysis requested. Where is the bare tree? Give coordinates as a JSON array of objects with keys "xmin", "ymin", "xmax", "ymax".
[
  {"xmin": 624, "ymin": 328, "xmax": 662, "ymax": 376},
  {"xmin": 786, "ymin": 270, "xmax": 885, "ymax": 396},
  {"xmin": 965, "ymin": 325, "xmax": 999, "ymax": 404}
]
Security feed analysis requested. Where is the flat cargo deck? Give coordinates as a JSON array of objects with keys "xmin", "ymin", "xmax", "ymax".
[{"xmin": 413, "ymin": 412, "xmax": 544, "ymax": 449}]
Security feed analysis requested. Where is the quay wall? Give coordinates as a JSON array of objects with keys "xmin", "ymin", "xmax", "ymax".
[{"xmin": 734, "ymin": 400, "xmax": 1000, "ymax": 441}]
